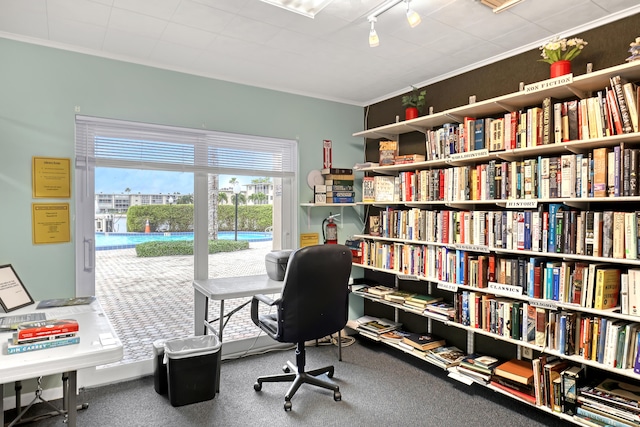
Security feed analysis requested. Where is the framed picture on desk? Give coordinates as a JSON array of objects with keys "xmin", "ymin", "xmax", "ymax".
[{"xmin": 0, "ymin": 264, "xmax": 34, "ymax": 312}]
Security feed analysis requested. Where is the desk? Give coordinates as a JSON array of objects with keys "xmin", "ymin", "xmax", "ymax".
[
  {"xmin": 0, "ymin": 300, "xmax": 123, "ymax": 427},
  {"xmin": 192, "ymin": 275, "xmax": 283, "ymax": 392},
  {"xmin": 193, "ymin": 274, "xmax": 283, "ymax": 338}
]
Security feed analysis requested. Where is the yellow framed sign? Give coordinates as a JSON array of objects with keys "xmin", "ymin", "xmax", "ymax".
[
  {"xmin": 300, "ymin": 233, "xmax": 319, "ymax": 248},
  {"xmin": 32, "ymin": 156, "xmax": 71, "ymax": 198},
  {"xmin": 32, "ymin": 203, "xmax": 71, "ymax": 244}
]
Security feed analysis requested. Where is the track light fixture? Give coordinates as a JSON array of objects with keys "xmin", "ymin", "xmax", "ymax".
[
  {"xmin": 369, "ymin": 18, "xmax": 380, "ymax": 47},
  {"xmin": 367, "ymin": 0, "xmax": 421, "ymax": 47},
  {"xmin": 406, "ymin": 0, "xmax": 421, "ymax": 28}
]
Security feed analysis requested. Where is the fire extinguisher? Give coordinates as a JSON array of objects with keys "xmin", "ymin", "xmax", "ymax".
[{"xmin": 322, "ymin": 213, "xmax": 339, "ymax": 244}]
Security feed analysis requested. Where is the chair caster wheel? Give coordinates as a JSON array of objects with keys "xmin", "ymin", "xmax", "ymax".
[
  {"xmin": 334, "ymin": 391, "xmax": 341, "ymax": 401},
  {"xmin": 284, "ymin": 401, "xmax": 292, "ymax": 411},
  {"xmin": 254, "ymin": 382, "xmax": 262, "ymax": 392},
  {"xmin": 283, "ymin": 365, "xmax": 290, "ymax": 373}
]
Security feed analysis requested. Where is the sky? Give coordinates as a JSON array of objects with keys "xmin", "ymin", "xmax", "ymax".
[{"xmin": 95, "ymin": 168, "xmax": 250, "ymax": 194}]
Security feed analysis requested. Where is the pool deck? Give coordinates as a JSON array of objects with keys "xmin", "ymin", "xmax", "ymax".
[{"xmin": 95, "ymin": 241, "xmax": 273, "ymax": 365}]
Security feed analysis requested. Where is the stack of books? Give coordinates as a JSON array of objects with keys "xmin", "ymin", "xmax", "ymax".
[
  {"xmin": 425, "ymin": 345, "xmax": 466, "ymax": 369},
  {"xmin": 455, "ymin": 354, "xmax": 500, "ymax": 383},
  {"xmin": 402, "ymin": 293, "xmax": 443, "ymax": 311},
  {"xmin": 576, "ymin": 378, "xmax": 640, "ymax": 426},
  {"xmin": 424, "ymin": 302, "xmax": 456, "ymax": 321},
  {"xmin": 6, "ymin": 318, "xmax": 80, "ymax": 354},
  {"xmin": 321, "ymin": 167, "xmax": 355, "ymax": 203},
  {"xmin": 351, "ymin": 315, "xmax": 401, "ymax": 340},
  {"xmin": 490, "ymin": 358, "xmax": 536, "ymax": 403}
]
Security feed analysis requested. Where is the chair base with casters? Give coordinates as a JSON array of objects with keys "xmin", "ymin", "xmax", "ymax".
[{"xmin": 253, "ymin": 341, "xmax": 341, "ymax": 411}]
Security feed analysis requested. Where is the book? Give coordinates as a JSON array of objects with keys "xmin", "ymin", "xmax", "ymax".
[
  {"xmin": 593, "ymin": 268, "xmax": 621, "ymax": 310},
  {"xmin": 36, "ymin": 296, "xmax": 95, "ymax": 309},
  {"xmin": 493, "ymin": 358, "xmax": 534, "ymax": 385},
  {"xmin": 400, "ymin": 332, "xmax": 446, "ymax": 351},
  {"xmin": 362, "ymin": 176, "xmax": 375, "ymax": 203},
  {"xmin": 373, "ymin": 176, "xmax": 395, "ymax": 202},
  {"xmin": 16, "ymin": 318, "xmax": 79, "ymax": 340},
  {"xmin": 12, "ymin": 331, "xmax": 77, "ymax": 345},
  {"xmin": 378, "ymin": 140, "xmax": 398, "ymax": 166},
  {"xmin": 6, "ymin": 336, "xmax": 80, "ymax": 354},
  {"xmin": 321, "ymin": 167, "xmax": 353, "ymax": 175}
]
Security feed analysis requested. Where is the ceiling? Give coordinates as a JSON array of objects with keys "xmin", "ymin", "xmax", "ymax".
[{"xmin": 1, "ymin": 0, "xmax": 639, "ymax": 106}]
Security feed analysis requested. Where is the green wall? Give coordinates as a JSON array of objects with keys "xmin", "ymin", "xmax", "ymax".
[{"xmin": 0, "ymin": 37, "xmax": 364, "ymax": 300}]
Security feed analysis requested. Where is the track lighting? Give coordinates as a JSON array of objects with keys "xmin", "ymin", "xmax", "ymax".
[
  {"xmin": 369, "ymin": 18, "xmax": 380, "ymax": 47},
  {"xmin": 406, "ymin": 1, "xmax": 421, "ymax": 28},
  {"xmin": 367, "ymin": 0, "xmax": 420, "ymax": 47}
]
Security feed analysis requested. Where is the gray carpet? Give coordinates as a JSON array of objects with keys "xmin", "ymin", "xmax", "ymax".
[{"xmin": 8, "ymin": 338, "xmax": 571, "ymax": 426}]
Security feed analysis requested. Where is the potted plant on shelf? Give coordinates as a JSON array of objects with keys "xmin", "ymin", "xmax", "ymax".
[
  {"xmin": 401, "ymin": 86, "xmax": 426, "ymax": 120},
  {"xmin": 539, "ymin": 37, "xmax": 588, "ymax": 78}
]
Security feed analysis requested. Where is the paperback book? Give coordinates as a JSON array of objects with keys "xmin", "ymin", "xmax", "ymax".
[{"xmin": 6, "ymin": 336, "xmax": 80, "ymax": 354}]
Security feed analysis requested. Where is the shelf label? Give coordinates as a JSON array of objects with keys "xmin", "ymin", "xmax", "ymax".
[
  {"xmin": 397, "ymin": 274, "xmax": 419, "ymax": 281},
  {"xmin": 529, "ymin": 299, "xmax": 559, "ymax": 310},
  {"xmin": 523, "ymin": 74, "xmax": 573, "ymax": 93},
  {"xmin": 487, "ymin": 282, "xmax": 523, "ymax": 296},
  {"xmin": 454, "ymin": 244, "xmax": 490, "ymax": 253},
  {"xmin": 449, "ymin": 149, "xmax": 489, "ymax": 161},
  {"xmin": 505, "ymin": 200, "xmax": 538, "ymax": 209},
  {"xmin": 437, "ymin": 282, "xmax": 458, "ymax": 293}
]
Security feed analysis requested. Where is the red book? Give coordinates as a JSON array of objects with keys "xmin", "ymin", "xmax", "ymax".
[
  {"xmin": 607, "ymin": 86, "xmax": 624, "ymax": 135},
  {"xmin": 17, "ymin": 319, "xmax": 79, "ymax": 340},
  {"xmin": 490, "ymin": 380, "xmax": 536, "ymax": 404},
  {"xmin": 439, "ymin": 169, "xmax": 445, "ymax": 201},
  {"xmin": 533, "ymin": 265, "xmax": 542, "ymax": 298},
  {"xmin": 442, "ymin": 211, "xmax": 450, "ymax": 244},
  {"xmin": 488, "ymin": 254, "xmax": 496, "ymax": 283},
  {"xmin": 509, "ymin": 111, "xmax": 519, "ymax": 149}
]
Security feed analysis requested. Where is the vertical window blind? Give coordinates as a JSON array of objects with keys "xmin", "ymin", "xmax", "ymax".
[{"xmin": 75, "ymin": 115, "xmax": 297, "ymax": 177}]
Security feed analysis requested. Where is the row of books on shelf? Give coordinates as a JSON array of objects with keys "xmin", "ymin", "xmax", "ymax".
[
  {"xmin": 357, "ymin": 241, "xmax": 640, "ymax": 310},
  {"xmin": 358, "ymin": 285, "xmax": 640, "ymax": 372},
  {"xmin": 5, "ymin": 318, "xmax": 80, "ymax": 355},
  {"xmin": 352, "ymin": 314, "xmax": 640, "ymax": 426},
  {"xmin": 367, "ymin": 206, "xmax": 640, "ymax": 260},
  {"xmin": 419, "ymin": 75, "xmax": 639, "ymax": 161},
  {"xmin": 374, "ymin": 143, "xmax": 640, "ymax": 204}
]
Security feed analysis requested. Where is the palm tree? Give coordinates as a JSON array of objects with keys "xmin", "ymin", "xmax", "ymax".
[
  {"xmin": 248, "ymin": 192, "xmax": 267, "ymax": 204},
  {"xmin": 218, "ymin": 192, "xmax": 228, "ymax": 204},
  {"xmin": 231, "ymin": 193, "xmax": 246, "ymax": 205},
  {"xmin": 208, "ymin": 174, "xmax": 219, "ymax": 239},
  {"xmin": 124, "ymin": 187, "xmax": 131, "ymax": 194}
]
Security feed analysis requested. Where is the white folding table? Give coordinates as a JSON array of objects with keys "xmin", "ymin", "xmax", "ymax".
[{"xmin": 0, "ymin": 299, "xmax": 123, "ymax": 427}]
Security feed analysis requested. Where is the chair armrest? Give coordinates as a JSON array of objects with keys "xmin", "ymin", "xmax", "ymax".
[
  {"xmin": 254, "ymin": 293, "xmax": 277, "ymax": 306},
  {"xmin": 250, "ymin": 294, "xmax": 280, "ymax": 327}
]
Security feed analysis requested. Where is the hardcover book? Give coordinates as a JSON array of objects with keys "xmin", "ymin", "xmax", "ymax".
[
  {"xmin": 378, "ymin": 140, "xmax": 398, "ymax": 166},
  {"xmin": 401, "ymin": 332, "xmax": 446, "ymax": 352},
  {"xmin": 493, "ymin": 358, "xmax": 535, "ymax": 385}
]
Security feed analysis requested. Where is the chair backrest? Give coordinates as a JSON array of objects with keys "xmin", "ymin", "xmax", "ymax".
[{"xmin": 276, "ymin": 244, "xmax": 352, "ymax": 343}]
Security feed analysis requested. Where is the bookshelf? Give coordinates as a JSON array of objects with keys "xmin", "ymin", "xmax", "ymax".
[{"xmin": 351, "ymin": 59, "xmax": 640, "ymax": 425}]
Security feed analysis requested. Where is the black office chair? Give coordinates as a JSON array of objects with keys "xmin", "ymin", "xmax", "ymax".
[{"xmin": 251, "ymin": 244, "xmax": 352, "ymax": 411}]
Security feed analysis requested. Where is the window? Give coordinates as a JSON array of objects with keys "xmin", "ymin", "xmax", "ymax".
[{"xmin": 74, "ymin": 115, "xmax": 297, "ymax": 295}]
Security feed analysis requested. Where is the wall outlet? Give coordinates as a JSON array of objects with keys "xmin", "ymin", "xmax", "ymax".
[{"xmin": 521, "ymin": 347, "xmax": 533, "ymax": 359}]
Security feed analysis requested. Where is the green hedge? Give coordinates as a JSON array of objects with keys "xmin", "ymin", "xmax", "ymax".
[
  {"xmin": 127, "ymin": 204, "xmax": 272, "ymax": 232},
  {"xmin": 135, "ymin": 239, "xmax": 249, "ymax": 257}
]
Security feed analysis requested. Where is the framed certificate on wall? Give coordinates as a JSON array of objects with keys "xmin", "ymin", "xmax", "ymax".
[{"xmin": 0, "ymin": 264, "xmax": 34, "ymax": 312}]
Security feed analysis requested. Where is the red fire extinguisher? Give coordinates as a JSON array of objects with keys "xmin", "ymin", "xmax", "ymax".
[{"xmin": 322, "ymin": 213, "xmax": 339, "ymax": 244}]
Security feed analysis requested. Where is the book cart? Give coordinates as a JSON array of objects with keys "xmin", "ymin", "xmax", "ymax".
[{"xmin": 351, "ymin": 59, "xmax": 640, "ymax": 426}]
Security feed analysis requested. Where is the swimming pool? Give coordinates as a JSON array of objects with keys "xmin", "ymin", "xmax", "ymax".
[{"xmin": 95, "ymin": 231, "xmax": 272, "ymax": 250}]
